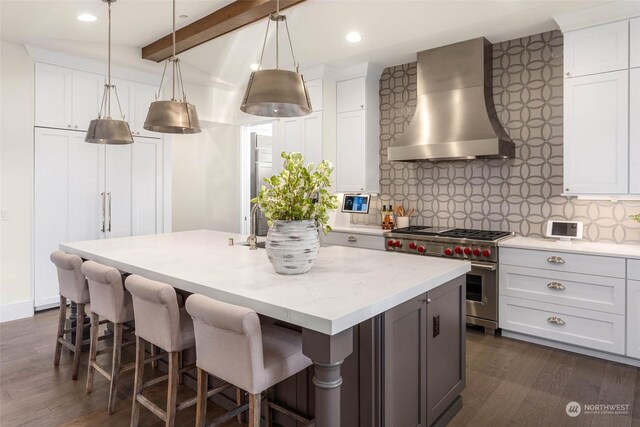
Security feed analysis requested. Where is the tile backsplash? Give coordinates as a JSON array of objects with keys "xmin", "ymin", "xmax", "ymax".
[{"xmin": 352, "ymin": 30, "xmax": 640, "ymax": 244}]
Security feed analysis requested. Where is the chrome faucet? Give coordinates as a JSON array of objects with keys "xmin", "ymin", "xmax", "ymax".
[{"xmin": 248, "ymin": 204, "xmax": 260, "ymax": 250}]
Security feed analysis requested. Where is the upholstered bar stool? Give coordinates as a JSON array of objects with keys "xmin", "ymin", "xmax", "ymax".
[
  {"xmin": 186, "ymin": 294, "xmax": 314, "ymax": 427},
  {"xmin": 82, "ymin": 260, "xmax": 137, "ymax": 414},
  {"xmin": 50, "ymin": 251, "xmax": 90, "ymax": 380}
]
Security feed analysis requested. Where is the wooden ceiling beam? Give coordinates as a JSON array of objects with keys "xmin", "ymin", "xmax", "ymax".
[{"xmin": 142, "ymin": 0, "xmax": 308, "ymax": 62}]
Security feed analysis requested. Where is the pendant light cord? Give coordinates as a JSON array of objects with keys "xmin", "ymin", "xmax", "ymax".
[
  {"xmin": 256, "ymin": 0, "xmax": 300, "ymax": 72},
  {"xmin": 107, "ymin": 0, "xmax": 111, "ymax": 117},
  {"xmin": 172, "ymin": 0, "xmax": 176, "ymax": 100}
]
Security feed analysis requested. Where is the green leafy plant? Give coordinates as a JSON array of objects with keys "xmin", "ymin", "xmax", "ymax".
[
  {"xmin": 630, "ymin": 214, "xmax": 640, "ymax": 224},
  {"xmin": 251, "ymin": 152, "xmax": 338, "ymax": 234}
]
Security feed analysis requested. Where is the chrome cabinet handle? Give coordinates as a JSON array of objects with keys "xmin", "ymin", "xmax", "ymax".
[
  {"xmin": 471, "ymin": 262, "xmax": 497, "ymax": 271},
  {"xmin": 547, "ymin": 256, "xmax": 565, "ymax": 264},
  {"xmin": 107, "ymin": 192, "xmax": 112, "ymax": 232},
  {"xmin": 547, "ymin": 281, "xmax": 566, "ymax": 290},
  {"xmin": 565, "ymin": 71, "xmax": 571, "ymax": 77},
  {"xmin": 347, "ymin": 236, "xmax": 357, "ymax": 242},
  {"xmin": 547, "ymin": 316, "xmax": 565, "ymax": 326},
  {"xmin": 100, "ymin": 192, "xmax": 106, "ymax": 232}
]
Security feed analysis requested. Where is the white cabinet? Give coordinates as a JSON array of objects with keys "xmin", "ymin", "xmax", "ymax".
[
  {"xmin": 631, "ymin": 17, "xmax": 640, "ymax": 69},
  {"xmin": 306, "ymin": 78, "xmax": 323, "ymax": 111},
  {"xmin": 564, "ymin": 20, "xmax": 629, "ymax": 77},
  {"xmin": 34, "ymin": 128, "xmax": 164, "ymax": 309},
  {"xmin": 274, "ymin": 112, "xmax": 324, "ymax": 174},
  {"xmin": 631, "ymin": 68, "xmax": 640, "ymax": 194},
  {"xmin": 134, "ymin": 83, "xmax": 160, "ymax": 138},
  {"xmin": 302, "ymin": 112, "xmax": 323, "ymax": 168},
  {"xmin": 337, "ymin": 77, "xmax": 366, "ymax": 113},
  {"xmin": 628, "ymin": 280, "xmax": 640, "ymax": 359},
  {"xmin": 336, "ymin": 110, "xmax": 366, "ymax": 192},
  {"xmin": 35, "ymin": 63, "xmax": 104, "ymax": 131},
  {"xmin": 563, "ymin": 70, "xmax": 629, "ymax": 194},
  {"xmin": 321, "ymin": 229, "xmax": 385, "ymax": 250}
]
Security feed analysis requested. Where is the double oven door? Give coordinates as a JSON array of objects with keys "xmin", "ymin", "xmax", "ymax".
[{"xmin": 465, "ymin": 261, "xmax": 498, "ymax": 331}]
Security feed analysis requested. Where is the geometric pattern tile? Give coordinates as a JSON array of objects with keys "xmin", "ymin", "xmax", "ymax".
[{"xmin": 352, "ymin": 30, "xmax": 640, "ymax": 244}]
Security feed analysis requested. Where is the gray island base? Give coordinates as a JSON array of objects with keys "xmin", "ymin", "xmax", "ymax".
[{"xmin": 61, "ymin": 230, "xmax": 470, "ymax": 427}]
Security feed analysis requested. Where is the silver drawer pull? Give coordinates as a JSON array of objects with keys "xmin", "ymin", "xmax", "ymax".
[
  {"xmin": 547, "ymin": 281, "xmax": 566, "ymax": 290},
  {"xmin": 347, "ymin": 236, "xmax": 357, "ymax": 242},
  {"xmin": 547, "ymin": 256, "xmax": 565, "ymax": 264},
  {"xmin": 547, "ymin": 316, "xmax": 565, "ymax": 326}
]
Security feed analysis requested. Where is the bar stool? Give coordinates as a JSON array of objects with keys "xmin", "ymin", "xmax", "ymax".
[
  {"xmin": 125, "ymin": 275, "xmax": 198, "ymax": 426},
  {"xmin": 82, "ymin": 260, "xmax": 137, "ymax": 414},
  {"xmin": 50, "ymin": 251, "xmax": 90, "ymax": 380},
  {"xmin": 185, "ymin": 294, "xmax": 314, "ymax": 427}
]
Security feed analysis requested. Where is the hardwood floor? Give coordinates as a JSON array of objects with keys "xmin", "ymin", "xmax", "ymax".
[{"xmin": 1, "ymin": 310, "xmax": 638, "ymax": 426}]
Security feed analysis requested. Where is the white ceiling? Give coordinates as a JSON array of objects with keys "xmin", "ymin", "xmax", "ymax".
[{"xmin": 0, "ymin": 0, "xmax": 619, "ymax": 91}]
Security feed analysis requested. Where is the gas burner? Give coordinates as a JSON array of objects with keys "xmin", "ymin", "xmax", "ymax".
[
  {"xmin": 391, "ymin": 226, "xmax": 432, "ymax": 234},
  {"xmin": 438, "ymin": 229, "xmax": 513, "ymax": 241}
]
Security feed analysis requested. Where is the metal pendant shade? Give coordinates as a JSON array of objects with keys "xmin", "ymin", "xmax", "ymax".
[
  {"xmin": 240, "ymin": 0, "xmax": 312, "ymax": 118},
  {"xmin": 143, "ymin": 0, "xmax": 201, "ymax": 134},
  {"xmin": 85, "ymin": 0, "xmax": 134, "ymax": 145}
]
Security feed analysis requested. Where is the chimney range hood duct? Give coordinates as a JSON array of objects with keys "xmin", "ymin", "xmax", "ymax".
[{"xmin": 388, "ymin": 37, "xmax": 515, "ymax": 162}]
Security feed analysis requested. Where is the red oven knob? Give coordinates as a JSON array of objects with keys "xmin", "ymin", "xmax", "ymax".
[
  {"xmin": 417, "ymin": 245, "xmax": 425, "ymax": 253},
  {"xmin": 409, "ymin": 242, "xmax": 417, "ymax": 250},
  {"xmin": 482, "ymin": 249, "xmax": 491, "ymax": 257},
  {"xmin": 463, "ymin": 247, "xmax": 471, "ymax": 255},
  {"xmin": 444, "ymin": 248, "xmax": 453, "ymax": 256},
  {"xmin": 472, "ymin": 248, "xmax": 481, "ymax": 256},
  {"xmin": 387, "ymin": 240, "xmax": 394, "ymax": 247},
  {"xmin": 454, "ymin": 246, "xmax": 462, "ymax": 254},
  {"xmin": 394, "ymin": 241, "xmax": 402, "ymax": 248}
]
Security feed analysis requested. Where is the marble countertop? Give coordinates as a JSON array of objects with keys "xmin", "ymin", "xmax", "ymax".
[
  {"xmin": 329, "ymin": 224, "xmax": 389, "ymax": 236},
  {"xmin": 499, "ymin": 236, "xmax": 640, "ymax": 260},
  {"xmin": 61, "ymin": 230, "xmax": 470, "ymax": 335}
]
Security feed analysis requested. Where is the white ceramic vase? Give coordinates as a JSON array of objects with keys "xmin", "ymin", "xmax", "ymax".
[{"xmin": 266, "ymin": 220, "xmax": 320, "ymax": 275}]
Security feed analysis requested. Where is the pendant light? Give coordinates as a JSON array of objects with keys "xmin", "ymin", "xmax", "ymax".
[
  {"xmin": 143, "ymin": 0, "xmax": 201, "ymax": 134},
  {"xmin": 240, "ymin": 0, "xmax": 312, "ymax": 117},
  {"xmin": 86, "ymin": 0, "xmax": 134, "ymax": 145}
]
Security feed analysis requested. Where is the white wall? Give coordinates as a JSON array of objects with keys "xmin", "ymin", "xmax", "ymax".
[{"xmin": 0, "ymin": 41, "xmax": 35, "ymax": 321}]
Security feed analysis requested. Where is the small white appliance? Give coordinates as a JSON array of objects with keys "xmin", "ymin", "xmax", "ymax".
[{"xmin": 545, "ymin": 220, "xmax": 583, "ymax": 242}]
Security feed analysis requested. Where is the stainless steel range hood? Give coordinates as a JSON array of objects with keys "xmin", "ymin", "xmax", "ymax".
[{"xmin": 388, "ymin": 37, "xmax": 515, "ymax": 162}]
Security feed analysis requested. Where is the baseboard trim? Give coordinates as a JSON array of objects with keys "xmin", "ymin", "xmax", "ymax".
[
  {"xmin": 501, "ymin": 330, "xmax": 640, "ymax": 368},
  {"xmin": 0, "ymin": 299, "xmax": 34, "ymax": 323}
]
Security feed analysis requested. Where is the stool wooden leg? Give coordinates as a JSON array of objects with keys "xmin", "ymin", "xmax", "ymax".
[
  {"xmin": 178, "ymin": 351, "xmax": 184, "ymax": 385},
  {"xmin": 130, "ymin": 336, "xmax": 146, "ymax": 427},
  {"xmin": 71, "ymin": 303, "xmax": 85, "ymax": 380},
  {"xmin": 195, "ymin": 368, "xmax": 208, "ymax": 427},
  {"xmin": 166, "ymin": 352, "xmax": 179, "ymax": 427},
  {"xmin": 249, "ymin": 393, "xmax": 261, "ymax": 427},
  {"xmin": 108, "ymin": 322, "xmax": 123, "ymax": 414},
  {"xmin": 53, "ymin": 296, "xmax": 67, "ymax": 367},
  {"xmin": 236, "ymin": 388, "xmax": 243, "ymax": 423},
  {"xmin": 86, "ymin": 312, "xmax": 99, "ymax": 394},
  {"xmin": 264, "ymin": 398, "xmax": 271, "ymax": 427},
  {"xmin": 151, "ymin": 344, "xmax": 158, "ymax": 369}
]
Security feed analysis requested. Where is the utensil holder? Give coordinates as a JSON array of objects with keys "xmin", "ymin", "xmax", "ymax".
[{"xmin": 396, "ymin": 216, "xmax": 409, "ymax": 228}]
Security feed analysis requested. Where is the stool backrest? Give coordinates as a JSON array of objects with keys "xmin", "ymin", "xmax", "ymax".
[
  {"xmin": 186, "ymin": 294, "xmax": 264, "ymax": 392},
  {"xmin": 125, "ymin": 275, "xmax": 182, "ymax": 352},
  {"xmin": 81, "ymin": 261, "xmax": 128, "ymax": 323},
  {"xmin": 50, "ymin": 251, "xmax": 89, "ymax": 303}
]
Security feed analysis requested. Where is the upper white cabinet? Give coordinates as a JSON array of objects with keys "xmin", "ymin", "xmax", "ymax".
[
  {"xmin": 335, "ymin": 68, "xmax": 380, "ymax": 193},
  {"xmin": 631, "ymin": 68, "xmax": 640, "ymax": 194},
  {"xmin": 564, "ymin": 20, "xmax": 629, "ymax": 78},
  {"xmin": 134, "ymin": 83, "xmax": 161, "ymax": 138},
  {"xmin": 631, "ymin": 17, "xmax": 640, "ymax": 69},
  {"xmin": 563, "ymin": 70, "xmax": 629, "ymax": 194},
  {"xmin": 306, "ymin": 78, "xmax": 323, "ymax": 111},
  {"xmin": 35, "ymin": 63, "xmax": 104, "ymax": 131}
]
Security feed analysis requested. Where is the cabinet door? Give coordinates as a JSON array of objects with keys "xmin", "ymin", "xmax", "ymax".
[
  {"xmin": 564, "ymin": 71, "xmax": 628, "ymax": 194},
  {"xmin": 337, "ymin": 77, "xmax": 365, "ymax": 113},
  {"xmin": 336, "ymin": 110, "xmax": 366, "ymax": 192},
  {"xmin": 281, "ymin": 118, "xmax": 302, "ymax": 154},
  {"xmin": 627, "ymin": 280, "xmax": 640, "ymax": 359},
  {"xmin": 72, "ymin": 70, "xmax": 104, "ymax": 131},
  {"xmin": 132, "ymin": 137, "xmax": 163, "ymax": 235},
  {"xmin": 302, "ymin": 112, "xmax": 323, "ymax": 167},
  {"xmin": 631, "ymin": 17, "xmax": 640, "ymax": 69},
  {"xmin": 564, "ymin": 21, "xmax": 629, "ymax": 78},
  {"xmin": 306, "ymin": 78, "xmax": 323, "ymax": 111},
  {"xmin": 35, "ymin": 63, "xmax": 72, "ymax": 129},
  {"xmin": 383, "ymin": 295, "xmax": 427, "ymax": 427},
  {"xmin": 134, "ymin": 83, "xmax": 161, "ymax": 138},
  {"xmin": 631, "ymin": 68, "xmax": 640, "ymax": 194},
  {"xmin": 105, "ymin": 144, "xmax": 133, "ymax": 238}
]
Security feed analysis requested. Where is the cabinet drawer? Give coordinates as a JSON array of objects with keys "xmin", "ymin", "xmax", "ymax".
[
  {"xmin": 500, "ymin": 296, "xmax": 625, "ymax": 355},
  {"xmin": 499, "ymin": 265, "xmax": 625, "ymax": 314},
  {"xmin": 629, "ymin": 259, "xmax": 640, "ymax": 281},
  {"xmin": 500, "ymin": 248, "xmax": 625, "ymax": 278},
  {"xmin": 322, "ymin": 231, "xmax": 384, "ymax": 251}
]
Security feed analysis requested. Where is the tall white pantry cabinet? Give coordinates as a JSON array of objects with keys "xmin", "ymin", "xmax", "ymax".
[{"xmin": 33, "ymin": 62, "xmax": 166, "ymax": 309}]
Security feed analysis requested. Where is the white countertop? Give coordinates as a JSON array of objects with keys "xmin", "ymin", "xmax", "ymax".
[
  {"xmin": 499, "ymin": 236, "xmax": 640, "ymax": 260},
  {"xmin": 329, "ymin": 224, "xmax": 389, "ymax": 236},
  {"xmin": 61, "ymin": 230, "xmax": 470, "ymax": 335}
]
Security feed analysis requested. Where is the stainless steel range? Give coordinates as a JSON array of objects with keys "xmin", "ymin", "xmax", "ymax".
[{"xmin": 385, "ymin": 226, "xmax": 514, "ymax": 334}]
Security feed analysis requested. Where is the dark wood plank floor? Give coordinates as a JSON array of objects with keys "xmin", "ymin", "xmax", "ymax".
[{"xmin": 1, "ymin": 310, "xmax": 638, "ymax": 426}]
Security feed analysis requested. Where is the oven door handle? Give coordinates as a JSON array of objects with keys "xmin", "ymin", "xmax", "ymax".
[{"xmin": 470, "ymin": 262, "xmax": 497, "ymax": 271}]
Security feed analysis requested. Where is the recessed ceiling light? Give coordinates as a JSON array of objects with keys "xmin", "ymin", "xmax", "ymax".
[
  {"xmin": 250, "ymin": 63, "xmax": 260, "ymax": 71},
  {"xmin": 77, "ymin": 13, "xmax": 97, "ymax": 22},
  {"xmin": 346, "ymin": 31, "xmax": 362, "ymax": 43}
]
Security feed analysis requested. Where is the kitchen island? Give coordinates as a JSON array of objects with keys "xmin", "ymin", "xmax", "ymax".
[{"xmin": 61, "ymin": 230, "xmax": 470, "ymax": 427}]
